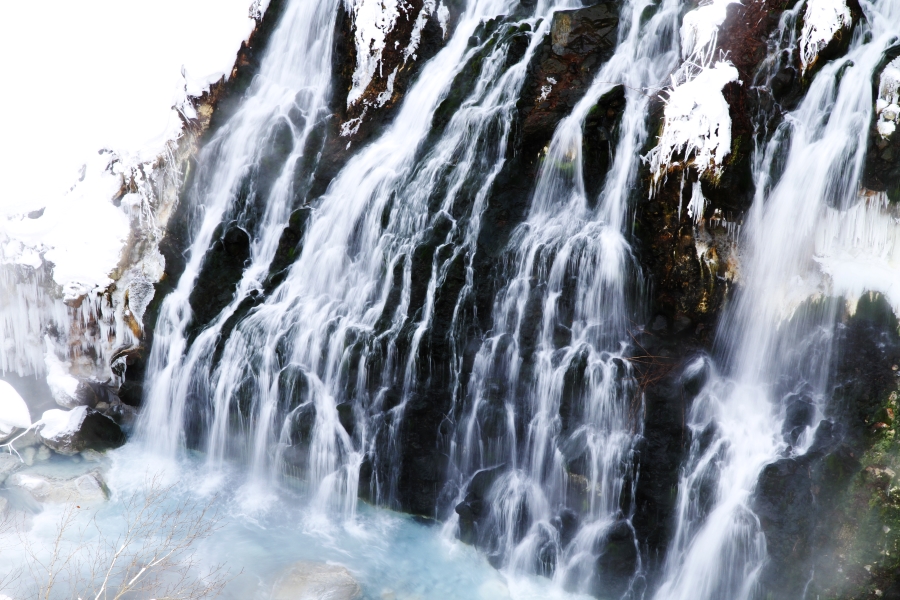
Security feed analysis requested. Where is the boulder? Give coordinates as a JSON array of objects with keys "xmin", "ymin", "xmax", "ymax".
[
  {"xmin": 271, "ymin": 562, "xmax": 361, "ymax": 600},
  {"xmin": 8, "ymin": 471, "xmax": 109, "ymax": 504},
  {"xmin": 38, "ymin": 407, "xmax": 126, "ymax": 455}
]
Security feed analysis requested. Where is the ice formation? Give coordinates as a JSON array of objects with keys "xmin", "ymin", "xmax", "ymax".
[
  {"xmin": 799, "ymin": 0, "xmax": 852, "ymax": 71},
  {"xmin": 648, "ymin": 61, "xmax": 740, "ymax": 188},
  {"xmin": 815, "ymin": 195, "xmax": 900, "ymax": 316},
  {"xmin": 876, "ymin": 57, "xmax": 900, "ymax": 138},
  {"xmin": 680, "ymin": 0, "xmax": 740, "ymax": 66},
  {"xmin": 347, "ymin": 0, "xmax": 402, "ymax": 106}
]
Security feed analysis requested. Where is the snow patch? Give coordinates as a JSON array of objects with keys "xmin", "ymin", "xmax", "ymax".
[
  {"xmin": 681, "ymin": 0, "xmax": 741, "ymax": 66},
  {"xmin": 647, "ymin": 61, "xmax": 740, "ymax": 189},
  {"xmin": 2, "ymin": 152, "xmax": 131, "ymax": 296},
  {"xmin": 404, "ymin": 0, "xmax": 437, "ymax": 63},
  {"xmin": 799, "ymin": 0, "xmax": 852, "ymax": 72},
  {"xmin": 348, "ymin": 0, "xmax": 402, "ymax": 107},
  {"xmin": 539, "ymin": 77, "xmax": 557, "ymax": 102},
  {"xmin": 0, "ymin": 381, "xmax": 31, "ymax": 436},
  {"xmin": 38, "ymin": 406, "xmax": 88, "ymax": 441}
]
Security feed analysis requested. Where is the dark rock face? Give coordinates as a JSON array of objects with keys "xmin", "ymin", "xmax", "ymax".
[
  {"xmin": 518, "ymin": 3, "xmax": 619, "ymax": 137},
  {"xmin": 385, "ymin": 3, "xmax": 623, "ymax": 517},
  {"xmin": 631, "ymin": 346, "xmax": 700, "ymax": 578},
  {"xmin": 753, "ymin": 294, "xmax": 900, "ymax": 599}
]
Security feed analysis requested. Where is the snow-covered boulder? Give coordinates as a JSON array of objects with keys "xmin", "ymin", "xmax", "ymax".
[
  {"xmin": 0, "ymin": 380, "xmax": 31, "ymax": 438},
  {"xmin": 8, "ymin": 471, "xmax": 109, "ymax": 504},
  {"xmin": 37, "ymin": 406, "xmax": 125, "ymax": 455}
]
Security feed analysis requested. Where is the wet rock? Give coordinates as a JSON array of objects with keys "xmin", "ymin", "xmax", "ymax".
[
  {"xmin": 592, "ymin": 519, "xmax": 639, "ymax": 599},
  {"xmin": 187, "ymin": 223, "xmax": 251, "ymax": 342},
  {"xmin": 519, "ymin": 3, "xmax": 619, "ymax": 137},
  {"xmin": 631, "ymin": 348, "xmax": 699, "ymax": 578},
  {"xmin": 455, "ymin": 465, "xmax": 505, "ymax": 546},
  {"xmin": 271, "ymin": 561, "xmax": 361, "ymax": 600},
  {"xmin": 473, "ymin": 3, "xmax": 620, "ymax": 330},
  {"xmin": 38, "ymin": 407, "xmax": 126, "ymax": 455},
  {"xmin": 8, "ymin": 471, "xmax": 109, "ymax": 504}
]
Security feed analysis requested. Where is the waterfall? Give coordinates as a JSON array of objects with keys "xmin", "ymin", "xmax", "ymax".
[
  {"xmin": 140, "ymin": 0, "xmax": 577, "ymax": 512},
  {"xmin": 124, "ymin": 0, "xmax": 900, "ymax": 595},
  {"xmin": 138, "ymin": 0, "xmax": 340, "ymax": 458},
  {"xmin": 137, "ymin": 0, "xmax": 682, "ymax": 590},
  {"xmin": 444, "ymin": 0, "xmax": 681, "ymax": 592},
  {"xmin": 653, "ymin": 0, "xmax": 900, "ymax": 597}
]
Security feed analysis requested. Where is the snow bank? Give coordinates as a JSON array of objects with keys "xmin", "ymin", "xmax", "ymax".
[
  {"xmin": 681, "ymin": 0, "xmax": 740, "ymax": 66},
  {"xmin": 0, "ymin": 381, "xmax": 31, "ymax": 436},
  {"xmin": 38, "ymin": 406, "xmax": 88, "ymax": 441},
  {"xmin": 799, "ymin": 0, "xmax": 852, "ymax": 72},
  {"xmin": 647, "ymin": 61, "xmax": 740, "ymax": 188},
  {"xmin": 0, "ymin": 0, "xmax": 260, "ymax": 295}
]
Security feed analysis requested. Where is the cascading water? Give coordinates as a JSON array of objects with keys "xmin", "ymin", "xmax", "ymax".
[
  {"xmin": 138, "ymin": 0, "xmax": 340, "ymax": 460},
  {"xmin": 442, "ymin": 0, "xmax": 681, "ymax": 593},
  {"xmin": 140, "ymin": 0, "xmax": 585, "ymax": 515},
  {"xmin": 137, "ymin": 0, "xmax": 686, "ymax": 591},
  {"xmin": 653, "ymin": 0, "xmax": 900, "ymax": 598}
]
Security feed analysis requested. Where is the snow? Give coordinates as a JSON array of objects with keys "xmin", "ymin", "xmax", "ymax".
[
  {"xmin": 44, "ymin": 347, "xmax": 80, "ymax": 409},
  {"xmin": 38, "ymin": 406, "xmax": 88, "ymax": 441},
  {"xmin": 347, "ymin": 0, "xmax": 402, "ymax": 106},
  {"xmin": 680, "ymin": 0, "xmax": 740, "ymax": 66},
  {"xmin": 647, "ymin": 61, "xmax": 740, "ymax": 188},
  {"xmin": 799, "ymin": 0, "xmax": 852, "ymax": 71},
  {"xmin": 404, "ymin": 0, "xmax": 437, "ymax": 63},
  {"xmin": 0, "ymin": 381, "xmax": 31, "ymax": 436},
  {"xmin": 0, "ymin": 0, "xmax": 260, "ymax": 294}
]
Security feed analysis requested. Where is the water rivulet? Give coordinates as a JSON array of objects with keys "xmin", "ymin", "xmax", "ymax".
[{"xmin": 127, "ymin": 0, "xmax": 900, "ymax": 596}]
